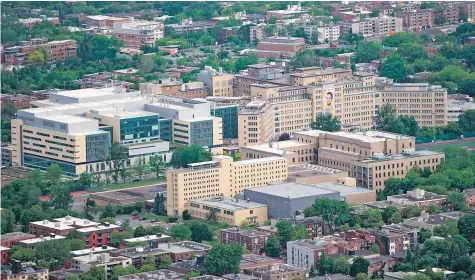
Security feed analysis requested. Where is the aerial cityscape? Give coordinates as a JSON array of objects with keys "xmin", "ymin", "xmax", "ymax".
[{"xmin": 1, "ymin": 1, "xmax": 475, "ymax": 280}]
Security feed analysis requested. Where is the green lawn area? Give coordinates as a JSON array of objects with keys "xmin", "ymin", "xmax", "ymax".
[
  {"xmin": 416, "ymin": 140, "xmax": 475, "ymax": 151},
  {"xmin": 89, "ymin": 177, "xmax": 166, "ymax": 193}
]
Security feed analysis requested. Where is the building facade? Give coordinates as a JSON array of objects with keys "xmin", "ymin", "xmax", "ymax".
[
  {"xmin": 221, "ymin": 228, "xmax": 269, "ymax": 254},
  {"xmin": 167, "ymin": 155, "xmax": 287, "ymax": 216},
  {"xmin": 112, "ymin": 21, "xmax": 164, "ymax": 48},
  {"xmin": 197, "ymin": 66, "xmax": 234, "ymax": 97}
]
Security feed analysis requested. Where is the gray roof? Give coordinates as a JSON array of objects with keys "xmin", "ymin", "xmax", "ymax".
[{"xmin": 245, "ymin": 182, "xmax": 338, "ymax": 199}]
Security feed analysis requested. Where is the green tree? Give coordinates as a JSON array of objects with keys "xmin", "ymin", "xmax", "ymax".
[
  {"xmin": 309, "ymin": 266, "xmax": 317, "ymax": 277},
  {"xmin": 333, "ymin": 256, "xmax": 351, "ymax": 274},
  {"xmin": 111, "ymin": 265, "xmax": 137, "ymax": 280},
  {"xmin": 290, "ymin": 49, "xmax": 320, "ymax": 68},
  {"xmin": 170, "ymin": 145, "xmax": 212, "ymax": 168},
  {"xmin": 108, "ymin": 143, "xmax": 128, "ymax": 184},
  {"xmin": 427, "ymin": 204, "xmax": 443, "ymax": 214},
  {"xmin": 448, "ymin": 192, "xmax": 468, "ymax": 211},
  {"xmin": 1, "ymin": 102, "xmax": 17, "ymax": 120},
  {"xmin": 372, "ymin": 244, "xmax": 380, "ymax": 254},
  {"xmin": 310, "ymin": 113, "xmax": 341, "ymax": 132},
  {"xmin": 278, "ymin": 133, "xmax": 290, "ymax": 141},
  {"xmin": 149, "ymin": 154, "xmax": 167, "ymax": 179},
  {"xmin": 153, "ymin": 193, "xmax": 166, "ymax": 216},
  {"xmin": 382, "ymin": 32, "xmax": 418, "ymax": 47},
  {"xmin": 50, "ymin": 184, "xmax": 73, "ymax": 210},
  {"xmin": 265, "ymin": 234, "xmax": 281, "ymax": 257},
  {"xmin": 318, "ymin": 254, "xmax": 334, "ymax": 275},
  {"xmin": 187, "ymin": 221, "xmax": 213, "ymax": 243},
  {"xmin": 159, "ymin": 254, "xmax": 172, "ymax": 269},
  {"xmin": 403, "ymin": 205, "xmax": 422, "ymax": 219},
  {"xmin": 10, "ymin": 246, "xmax": 36, "ymax": 262},
  {"xmin": 398, "ymin": 115, "xmax": 419, "ymax": 136},
  {"xmin": 275, "ymin": 220, "xmax": 294, "ymax": 243},
  {"xmin": 134, "ymin": 226, "xmax": 148, "ymax": 237},
  {"xmin": 46, "ymin": 164, "xmax": 63, "ymax": 184},
  {"xmin": 292, "ymin": 224, "xmax": 308, "ymax": 240},
  {"xmin": 27, "ymin": 50, "xmax": 46, "ymax": 65},
  {"xmin": 350, "ymin": 257, "xmax": 370, "ymax": 276},
  {"xmin": 82, "ymin": 266, "xmax": 106, "ymax": 280},
  {"xmin": 356, "ymin": 273, "xmax": 369, "ymax": 280},
  {"xmin": 309, "ymin": 197, "xmax": 351, "ymax": 234},
  {"xmin": 404, "ymin": 274, "xmax": 431, "ymax": 280},
  {"xmin": 171, "ymin": 224, "xmax": 192, "ymax": 241},
  {"xmin": 67, "ymin": 230, "xmax": 84, "ymax": 240},
  {"xmin": 458, "ymin": 110, "xmax": 475, "ymax": 132},
  {"xmin": 382, "ymin": 206, "xmax": 399, "ymax": 224},
  {"xmin": 355, "ymin": 42, "xmax": 382, "ymax": 63},
  {"xmin": 133, "ymin": 158, "xmax": 150, "ymax": 180},
  {"xmin": 361, "ymin": 209, "xmax": 383, "ymax": 228},
  {"xmin": 1, "ymin": 209, "xmax": 16, "ymax": 234},
  {"xmin": 78, "ymin": 172, "xmax": 94, "ymax": 189},
  {"xmin": 35, "ymin": 240, "xmax": 71, "ymax": 270},
  {"xmin": 434, "ymin": 219, "xmax": 459, "ymax": 238},
  {"xmin": 204, "ymin": 243, "xmax": 243, "ymax": 276},
  {"xmin": 182, "ymin": 210, "xmax": 192, "ymax": 220},
  {"xmin": 100, "ymin": 204, "xmax": 117, "ymax": 219},
  {"xmin": 380, "ymin": 53, "xmax": 407, "ymax": 82},
  {"xmin": 234, "ymin": 54, "xmax": 259, "ymax": 73},
  {"xmin": 388, "ymin": 212, "xmax": 403, "ymax": 224},
  {"xmin": 373, "ymin": 104, "xmax": 402, "ymax": 133},
  {"xmin": 457, "ymin": 214, "xmax": 475, "ymax": 240},
  {"xmin": 396, "ymin": 43, "xmax": 428, "ymax": 63},
  {"xmin": 110, "ymin": 230, "xmax": 134, "ymax": 247}
]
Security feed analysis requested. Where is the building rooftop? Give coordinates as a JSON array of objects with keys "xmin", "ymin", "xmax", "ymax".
[
  {"xmin": 312, "ymin": 182, "xmax": 374, "ymax": 196},
  {"xmin": 359, "ymin": 150, "xmax": 442, "ymax": 163},
  {"xmin": 73, "ymin": 253, "xmax": 130, "ymax": 265},
  {"xmin": 221, "ymin": 228, "xmax": 270, "ymax": 237},
  {"xmin": 388, "ymin": 190, "xmax": 446, "ymax": 202},
  {"xmin": 288, "ymin": 237, "xmax": 348, "ymax": 249},
  {"xmin": 48, "ymin": 269, "xmax": 86, "ymax": 279},
  {"xmin": 76, "ymin": 223, "xmax": 122, "ymax": 234},
  {"xmin": 0, "ymin": 246, "xmax": 11, "ymax": 251},
  {"xmin": 155, "ymin": 241, "xmax": 212, "ymax": 254},
  {"xmin": 18, "ymin": 235, "xmax": 66, "ymax": 245},
  {"xmin": 246, "ymin": 264, "xmax": 305, "ymax": 274},
  {"xmin": 232, "ymin": 156, "xmax": 286, "ymax": 166},
  {"xmin": 288, "ymin": 164, "xmax": 344, "ymax": 179},
  {"xmin": 244, "ymin": 182, "xmax": 338, "ymax": 199},
  {"xmin": 71, "ymin": 246, "xmax": 116, "ymax": 257},
  {"xmin": 30, "ymin": 219, "xmax": 76, "ymax": 231},
  {"xmin": 240, "ymin": 254, "xmax": 282, "ymax": 267},
  {"xmin": 112, "ymin": 246, "xmax": 168, "ymax": 258},
  {"xmin": 190, "ymin": 196, "xmax": 268, "ymax": 211},
  {"xmin": 53, "ymin": 216, "xmax": 99, "ymax": 227},
  {"xmin": 223, "ymin": 274, "xmax": 259, "ymax": 280},
  {"xmin": 123, "ymin": 234, "xmax": 171, "ymax": 243},
  {"xmin": 0, "ymin": 232, "xmax": 36, "ymax": 242}
]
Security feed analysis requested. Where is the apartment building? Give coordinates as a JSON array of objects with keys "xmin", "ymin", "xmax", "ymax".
[
  {"xmin": 387, "ymin": 189, "xmax": 447, "ymax": 210},
  {"xmin": 265, "ymin": 4, "xmax": 309, "ymax": 21},
  {"xmin": 85, "ymin": 15, "xmax": 130, "ymax": 28},
  {"xmin": 17, "ymin": 234, "xmax": 66, "ymax": 249},
  {"xmin": 250, "ymin": 24, "xmax": 267, "ymax": 42},
  {"xmin": 395, "ymin": 9, "xmax": 435, "ymax": 30},
  {"xmin": 403, "ymin": 211, "xmax": 465, "ymax": 232},
  {"xmin": 166, "ymin": 155, "xmax": 287, "ymax": 216},
  {"xmin": 221, "ymin": 228, "xmax": 269, "ymax": 254},
  {"xmin": 188, "ymin": 197, "xmax": 268, "ymax": 226},
  {"xmin": 0, "ymin": 247, "xmax": 9, "ymax": 266},
  {"xmin": 2, "ymin": 38, "xmax": 77, "ymax": 66},
  {"xmin": 140, "ymin": 81, "xmax": 209, "ymax": 99},
  {"xmin": 379, "ymin": 82, "xmax": 447, "ymax": 127},
  {"xmin": 155, "ymin": 241, "xmax": 212, "ymax": 262},
  {"xmin": 338, "ymin": 19, "xmax": 374, "ymax": 38},
  {"xmin": 287, "ymin": 233, "xmax": 375, "ymax": 269},
  {"xmin": 435, "ymin": 3, "xmax": 459, "ymax": 24},
  {"xmin": 197, "ymin": 66, "xmax": 234, "ymax": 97},
  {"xmin": 165, "ymin": 19, "xmax": 212, "ymax": 34},
  {"xmin": 72, "ymin": 253, "xmax": 132, "ymax": 279},
  {"xmin": 304, "ymin": 25, "xmax": 340, "ymax": 43},
  {"xmin": 0, "ymin": 232, "xmax": 36, "ymax": 248},
  {"xmin": 366, "ymin": 225, "xmax": 419, "ymax": 255},
  {"xmin": 235, "ymin": 63, "xmax": 288, "ymax": 96},
  {"xmin": 238, "ymin": 100, "xmax": 276, "ymax": 146},
  {"xmin": 289, "ymin": 68, "xmax": 352, "ymax": 86},
  {"xmin": 110, "ymin": 246, "xmax": 169, "ymax": 268},
  {"xmin": 29, "ymin": 220, "xmax": 76, "ymax": 237},
  {"xmin": 112, "ymin": 21, "xmax": 164, "ymax": 48},
  {"xmin": 244, "ymin": 265, "xmax": 307, "ymax": 280},
  {"xmin": 20, "ymin": 17, "xmax": 59, "ymax": 28},
  {"xmin": 1, "ymin": 266, "xmax": 49, "ymax": 280},
  {"xmin": 366, "ymin": 15, "xmax": 403, "ymax": 35},
  {"xmin": 295, "ymin": 217, "xmax": 326, "ymax": 239},
  {"xmin": 250, "ymin": 36, "xmax": 306, "ymax": 59},
  {"xmin": 77, "ymin": 224, "xmax": 124, "ymax": 247}
]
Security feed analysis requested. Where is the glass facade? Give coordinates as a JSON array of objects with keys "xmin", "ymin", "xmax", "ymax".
[
  {"xmin": 86, "ymin": 132, "xmax": 111, "ymax": 162},
  {"xmin": 212, "ymin": 105, "xmax": 238, "ymax": 139},
  {"xmin": 24, "ymin": 154, "xmax": 77, "ymax": 176},
  {"xmin": 120, "ymin": 116, "xmax": 160, "ymax": 144},
  {"xmin": 159, "ymin": 118, "xmax": 172, "ymax": 142},
  {"xmin": 99, "ymin": 125, "xmax": 113, "ymax": 144},
  {"xmin": 189, "ymin": 120, "xmax": 213, "ymax": 147}
]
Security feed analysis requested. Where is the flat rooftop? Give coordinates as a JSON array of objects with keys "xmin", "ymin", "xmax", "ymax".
[
  {"xmin": 288, "ymin": 164, "xmax": 344, "ymax": 179},
  {"xmin": 240, "ymin": 254, "xmax": 282, "ymax": 267},
  {"xmin": 360, "ymin": 150, "xmax": 443, "ymax": 163},
  {"xmin": 223, "ymin": 274, "xmax": 259, "ymax": 280},
  {"xmin": 53, "ymin": 216, "xmax": 99, "ymax": 227},
  {"xmin": 71, "ymin": 246, "xmax": 116, "ymax": 256},
  {"xmin": 51, "ymin": 87, "xmax": 118, "ymax": 99},
  {"xmin": 77, "ymin": 224, "xmax": 122, "ymax": 234},
  {"xmin": 388, "ymin": 191, "xmax": 445, "ymax": 202},
  {"xmin": 245, "ymin": 182, "xmax": 338, "ymax": 199},
  {"xmin": 221, "ymin": 228, "xmax": 269, "ymax": 237},
  {"xmin": 117, "ymin": 269, "xmax": 185, "ymax": 280},
  {"xmin": 246, "ymin": 264, "xmax": 304, "ymax": 274},
  {"xmin": 190, "ymin": 196, "xmax": 267, "ymax": 211},
  {"xmin": 155, "ymin": 241, "xmax": 211, "ymax": 254},
  {"xmin": 19, "ymin": 235, "xmax": 66, "ymax": 245},
  {"xmin": 312, "ymin": 182, "xmax": 374, "ymax": 196},
  {"xmin": 112, "ymin": 246, "xmax": 168, "ymax": 258},
  {"xmin": 73, "ymin": 253, "xmax": 130, "ymax": 265},
  {"xmin": 0, "ymin": 232, "xmax": 36, "ymax": 242},
  {"xmin": 232, "ymin": 156, "xmax": 286, "ymax": 166},
  {"xmin": 30, "ymin": 220, "xmax": 75, "ymax": 231},
  {"xmin": 124, "ymin": 234, "xmax": 171, "ymax": 243}
]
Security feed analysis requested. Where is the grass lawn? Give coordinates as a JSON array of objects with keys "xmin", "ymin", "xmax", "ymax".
[
  {"xmin": 89, "ymin": 177, "xmax": 166, "ymax": 193},
  {"xmin": 416, "ymin": 140, "xmax": 475, "ymax": 151},
  {"xmin": 139, "ymin": 213, "xmax": 169, "ymax": 222}
]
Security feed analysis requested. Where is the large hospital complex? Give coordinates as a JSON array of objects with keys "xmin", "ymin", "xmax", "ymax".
[{"xmin": 11, "ymin": 65, "xmax": 447, "ymax": 220}]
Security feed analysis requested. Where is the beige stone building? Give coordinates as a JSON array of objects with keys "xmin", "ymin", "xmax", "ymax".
[
  {"xmin": 242, "ymin": 130, "xmax": 444, "ymax": 191},
  {"xmin": 187, "ymin": 196, "xmax": 268, "ymax": 226},
  {"xmin": 166, "ymin": 155, "xmax": 287, "ymax": 216},
  {"xmin": 197, "ymin": 66, "xmax": 234, "ymax": 97},
  {"xmin": 378, "ymin": 82, "xmax": 447, "ymax": 127},
  {"xmin": 238, "ymin": 100, "xmax": 276, "ymax": 146}
]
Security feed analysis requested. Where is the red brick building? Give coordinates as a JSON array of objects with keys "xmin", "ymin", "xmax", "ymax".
[
  {"xmin": 156, "ymin": 241, "xmax": 212, "ymax": 263},
  {"xmin": 221, "ymin": 228, "xmax": 269, "ymax": 254},
  {"xmin": 2, "ymin": 38, "xmax": 77, "ymax": 66},
  {"xmin": 395, "ymin": 9, "xmax": 435, "ymax": 30},
  {"xmin": 250, "ymin": 36, "xmax": 306, "ymax": 58},
  {"xmin": 0, "ymin": 232, "xmax": 36, "ymax": 248},
  {"xmin": 295, "ymin": 217, "xmax": 326, "ymax": 239},
  {"xmin": 77, "ymin": 223, "xmax": 124, "ymax": 247},
  {"xmin": 29, "ymin": 220, "xmax": 76, "ymax": 237},
  {"xmin": 0, "ymin": 247, "xmax": 10, "ymax": 265}
]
